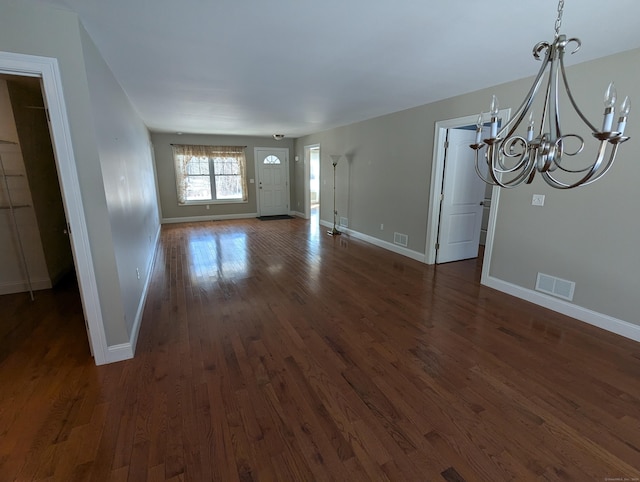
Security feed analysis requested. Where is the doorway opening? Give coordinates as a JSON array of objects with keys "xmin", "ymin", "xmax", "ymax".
[
  {"xmin": 0, "ymin": 51, "xmax": 106, "ymax": 364},
  {"xmin": 302, "ymin": 144, "xmax": 320, "ymax": 221},
  {"xmin": 425, "ymin": 110, "xmax": 510, "ymax": 273},
  {"xmin": 309, "ymin": 145, "xmax": 320, "ymax": 221},
  {"xmin": 0, "ymin": 73, "xmax": 86, "ymax": 361}
]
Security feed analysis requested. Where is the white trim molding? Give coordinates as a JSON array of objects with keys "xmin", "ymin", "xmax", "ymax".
[
  {"xmin": 483, "ymin": 274, "xmax": 640, "ymax": 343},
  {"xmin": 162, "ymin": 212, "xmax": 258, "ymax": 224},
  {"xmin": 0, "ymin": 277, "xmax": 52, "ymax": 295},
  {"xmin": 104, "ymin": 224, "xmax": 161, "ymax": 364}
]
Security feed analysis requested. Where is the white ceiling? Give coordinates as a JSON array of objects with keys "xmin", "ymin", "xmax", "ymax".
[{"xmin": 28, "ymin": 0, "xmax": 640, "ymax": 138}]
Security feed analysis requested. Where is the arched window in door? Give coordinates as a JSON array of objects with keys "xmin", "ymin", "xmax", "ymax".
[{"xmin": 263, "ymin": 155, "xmax": 281, "ymax": 164}]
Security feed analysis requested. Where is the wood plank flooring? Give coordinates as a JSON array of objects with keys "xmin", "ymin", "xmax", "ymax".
[{"xmin": 1, "ymin": 217, "xmax": 640, "ymax": 481}]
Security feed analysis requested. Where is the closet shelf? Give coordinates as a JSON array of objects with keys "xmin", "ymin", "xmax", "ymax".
[{"xmin": 0, "ymin": 204, "xmax": 31, "ymax": 210}]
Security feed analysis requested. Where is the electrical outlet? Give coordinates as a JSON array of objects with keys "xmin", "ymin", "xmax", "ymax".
[
  {"xmin": 532, "ymin": 194, "xmax": 545, "ymax": 206},
  {"xmin": 136, "ymin": 268, "xmax": 140, "ymax": 280},
  {"xmin": 380, "ymin": 223, "xmax": 384, "ymax": 230}
]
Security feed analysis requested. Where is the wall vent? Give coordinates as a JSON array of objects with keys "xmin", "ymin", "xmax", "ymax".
[
  {"xmin": 535, "ymin": 273, "xmax": 575, "ymax": 301},
  {"xmin": 393, "ymin": 232, "xmax": 408, "ymax": 247},
  {"xmin": 339, "ymin": 217, "xmax": 348, "ymax": 228}
]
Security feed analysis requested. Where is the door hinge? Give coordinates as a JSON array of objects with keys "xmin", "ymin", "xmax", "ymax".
[
  {"xmin": 436, "ymin": 243, "xmax": 440, "ymax": 250},
  {"xmin": 444, "ymin": 141, "xmax": 449, "ymax": 149},
  {"xmin": 440, "ymin": 193, "xmax": 444, "ymax": 201}
]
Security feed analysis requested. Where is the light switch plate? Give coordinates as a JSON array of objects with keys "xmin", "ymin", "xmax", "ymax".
[{"xmin": 532, "ymin": 194, "xmax": 545, "ymax": 206}]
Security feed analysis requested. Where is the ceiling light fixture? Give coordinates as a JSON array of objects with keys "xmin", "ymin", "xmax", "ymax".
[
  {"xmin": 470, "ymin": 0, "xmax": 631, "ymax": 189},
  {"xmin": 273, "ymin": 134, "xmax": 285, "ymax": 140}
]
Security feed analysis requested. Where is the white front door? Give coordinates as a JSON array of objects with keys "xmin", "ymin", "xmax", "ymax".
[
  {"xmin": 437, "ymin": 128, "xmax": 487, "ymax": 263},
  {"xmin": 255, "ymin": 148, "xmax": 289, "ymax": 216}
]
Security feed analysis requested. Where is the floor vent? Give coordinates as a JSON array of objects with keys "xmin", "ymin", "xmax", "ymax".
[
  {"xmin": 535, "ymin": 273, "xmax": 575, "ymax": 301},
  {"xmin": 393, "ymin": 232, "xmax": 408, "ymax": 247}
]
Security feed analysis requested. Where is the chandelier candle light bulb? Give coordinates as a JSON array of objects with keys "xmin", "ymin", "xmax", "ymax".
[
  {"xmin": 603, "ymin": 82, "xmax": 617, "ymax": 132},
  {"xmin": 527, "ymin": 112, "xmax": 535, "ymax": 142},
  {"xmin": 475, "ymin": 114, "xmax": 483, "ymax": 144},
  {"xmin": 490, "ymin": 95, "xmax": 499, "ymax": 138},
  {"xmin": 469, "ymin": 0, "xmax": 631, "ymax": 189},
  {"xmin": 617, "ymin": 96, "xmax": 631, "ymax": 135}
]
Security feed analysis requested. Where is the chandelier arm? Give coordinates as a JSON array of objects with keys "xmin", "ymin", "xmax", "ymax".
[
  {"xmin": 559, "ymin": 52, "xmax": 600, "ymax": 133},
  {"xmin": 473, "ymin": 149, "xmax": 497, "ymax": 185},
  {"xmin": 541, "ymin": 140, "xmax": 609, "ymax": 188},
  {"xmin": 553, "ymin": 135, "xmax": 592, "ymax": 173},
  {"xmin": 486, "ymin": 145, "xmax": 514, "ymax": 187},
  {"xmin": 489, "ymin": 146, "xmax": 536, "ymax": 187},
  {"xmin": 485, "ymin": 146, "xmax": 511, "ymax": 187},
  {"xmin": 496, "ymin": 49, "xmax": 552, "ymax": 140},
  {"xmin": 576, "ymin": 142, "xmax": 620, "ymax": 186},
  {"xmin": 548, "ymin": 42, "xmax": 562, "ymax": 145},
  {"xmin": 497, "ymin": 137, "xmax": 529, "ymax": 172}
]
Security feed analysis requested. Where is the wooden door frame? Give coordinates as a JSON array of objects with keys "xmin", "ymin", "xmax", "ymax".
[
  {"xmin": 254, "ymin": 147, "xmax": 290, "ymax": 216},
  {"xmin": 0, "ymin": 51, "xmax": 108, "ymax": 364},
  {"xmin": 425, "ymin": 110, "xmax": 510, "ymax": 275}
]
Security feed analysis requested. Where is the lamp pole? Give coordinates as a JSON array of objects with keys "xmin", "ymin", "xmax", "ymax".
[{"xmin": 327, "ymin": 155, "xmax": 341, "ymax": 236}]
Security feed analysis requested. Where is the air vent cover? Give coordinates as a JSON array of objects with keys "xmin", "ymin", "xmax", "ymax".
[
  {"xmin": 393, "ymin": 232, "xmax": 408, "ymax": 247},
  {"xmin": 535, "ymin": 273, "xmax": 575, "ymax": 301}
]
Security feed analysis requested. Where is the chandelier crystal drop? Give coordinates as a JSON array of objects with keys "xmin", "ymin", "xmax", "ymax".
[{"xmin": 470, "ymin": 0, "xmax": 631, "ymax": 189}]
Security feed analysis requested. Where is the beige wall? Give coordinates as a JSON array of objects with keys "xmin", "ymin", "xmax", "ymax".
[
  {"xmin": 152, "ymin": 132, "xmax": 294, "ymax": 222},
  {"xmin": 79, "ymin": 24, "xmax": 160, "ymax": 338},
  {"xmin": 294, "ymin": 47, "xmax": 640, "ymax": 327}
]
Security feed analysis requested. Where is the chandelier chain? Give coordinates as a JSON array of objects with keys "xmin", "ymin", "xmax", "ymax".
[{"xmin": 555, "ymin": 0, "xmax": 564, "ymax": 37}]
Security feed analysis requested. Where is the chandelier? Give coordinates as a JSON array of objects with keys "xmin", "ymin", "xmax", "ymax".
[{"xmin": 470, "ymin": 0, "xmax": 631, "ymax": 189}]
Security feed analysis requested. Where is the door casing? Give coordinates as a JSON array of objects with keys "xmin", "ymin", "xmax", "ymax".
[{"xmin": 425, "ymin": 110, "xmax": 510, "ymax": 277}]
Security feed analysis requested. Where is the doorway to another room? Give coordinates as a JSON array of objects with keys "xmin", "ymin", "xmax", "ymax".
[
  {"xmin": 1, "ymin": 51, "xmax": 107, "ymax": 364},
  {"xmin": 0, "ymin": 73, "xmax": 86, "ymax": 363},
  {"xmin": 426, "ymin": 110, "xmax": 510, "ymax": 275},
  {"xmin": 309, "ymin": 145, "xmax": 320, "ymax": 222}
]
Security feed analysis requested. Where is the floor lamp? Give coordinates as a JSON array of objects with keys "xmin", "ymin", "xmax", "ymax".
[{"xmin": 327, "ymin": 154, "xmax": 341, "ymax": 236}]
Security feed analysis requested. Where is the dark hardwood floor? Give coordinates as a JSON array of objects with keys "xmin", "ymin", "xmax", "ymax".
[{"xmin": 1, "ymin": 217, "xmax": 639, "ymax": 481}]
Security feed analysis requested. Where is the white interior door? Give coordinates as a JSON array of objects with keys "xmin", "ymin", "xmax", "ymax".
[
  {"xmin": 437, "ymin": 128, "xmax": 487, "ymax": 263},
  {"xmin": 255, "ymin": 147, "xmax": 289, "ymax": 216}
]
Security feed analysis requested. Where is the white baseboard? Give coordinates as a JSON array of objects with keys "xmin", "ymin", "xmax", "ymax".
[
  {"xmin": 162, "ymin": 212, "xmax": 258, "ymax": 224},
  {"xmin": 291, "ymin": 211, "xmax": 306, "ymax": 218},
  {"xmin": 0, "ymin": 277, "xmax": 52, "ymax": 295},
  {"xmin": 320, "ymin": 220, "xmax": 426, "ymax": 263},
  {"xmin": 104, "ymin": 224, "xmax": 162, "ymax": 364},
  {"xmin": 483, "ymin": 274, "xmax": 640, "ymax": 343}
]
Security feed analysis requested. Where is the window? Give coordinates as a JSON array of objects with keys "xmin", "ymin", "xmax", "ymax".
[
  {"xmin": 263, "ymin": 155, "xmax": 281, "ymax": 164},
  {"xmin": 172, "ymin": 144, "xmax": 248, "ymax": 204}
]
